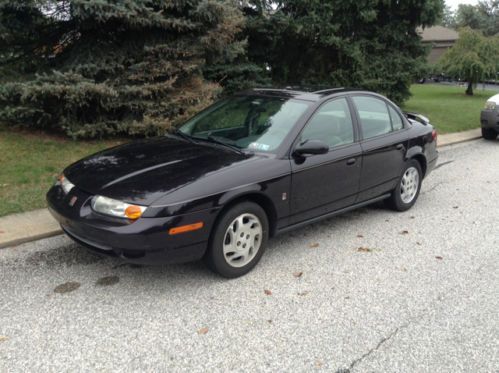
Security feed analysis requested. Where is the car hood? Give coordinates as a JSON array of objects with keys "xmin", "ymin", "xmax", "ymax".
[{"xmin": 64, "ymin": 136, "xmax": 252, "ymax": 205}]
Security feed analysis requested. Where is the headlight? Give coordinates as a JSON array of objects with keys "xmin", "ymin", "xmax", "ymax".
[
  {"xmin": 91, "ymin": 195, "xmax": 146, "ymax": 220},
  {"xmin": 55, "ymin": 175, "xmax": 75, "ymax": 194},
  {"xmin": 484, "ymin": 101, "xmax": 496, "ymax": 110}
]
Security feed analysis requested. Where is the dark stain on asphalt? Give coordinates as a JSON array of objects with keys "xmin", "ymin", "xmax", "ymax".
[
  {"xmin": 27, "ymin": 245, "xmax": 103, "ymax": 267},
  {"xmin": 54, "ymin": 281, "xmax": 81, "ymax": 294},
  {"xmin": 95, "ymin": 275, "xmax": 120, "ymax": 287}
]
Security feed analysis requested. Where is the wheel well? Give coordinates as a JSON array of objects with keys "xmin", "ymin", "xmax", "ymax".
[
  {"xmin": 215, "ymin": 193, "xmax": 278, "ymax": 238},
  {"xmin": 411, "ymin": 154, "xmax": 427, "ymax": 177}
]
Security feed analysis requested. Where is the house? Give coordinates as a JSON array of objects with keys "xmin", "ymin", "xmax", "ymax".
[{"xmin": 419, "ymin": 26, "xmax": 459, "ymax": 64}]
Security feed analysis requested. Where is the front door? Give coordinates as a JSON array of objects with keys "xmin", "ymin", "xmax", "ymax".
[{"xmin": 289, "ymin": 98, "xmax": 362, "ymax": 225}]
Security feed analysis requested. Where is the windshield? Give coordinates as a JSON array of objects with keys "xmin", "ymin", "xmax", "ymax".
[{"xmin": 178, "ymin": 96, "xmax": 310, "ymax": 152}]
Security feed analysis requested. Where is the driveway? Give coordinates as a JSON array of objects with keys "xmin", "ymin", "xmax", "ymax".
[{"xmin": 1, "ymin": 139, "xmax": 498, "ymax": 372}]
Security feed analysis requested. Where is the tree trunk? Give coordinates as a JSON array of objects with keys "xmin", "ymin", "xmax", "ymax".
[{"xmin": 466, "ymin": 81, "xmax": 473, "ymax": 96}]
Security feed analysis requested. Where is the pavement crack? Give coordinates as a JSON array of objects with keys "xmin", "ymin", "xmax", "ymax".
[
  {"xmin": 433, "ymin": 160, "xmax": 454, "ymax": 171},
  {"xmin": 336, "ymin": 323, "xmax": 409, "ymax": 373}
]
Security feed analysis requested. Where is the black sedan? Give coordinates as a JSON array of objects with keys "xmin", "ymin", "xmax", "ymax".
[{"xmin": 47, "ymin": 88, "xmax": 438, "ymax": 278}]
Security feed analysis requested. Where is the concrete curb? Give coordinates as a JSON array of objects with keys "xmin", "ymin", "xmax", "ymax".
[
  {"xmin": 0, "ymin": 128, "xmax": 484, "ymax": 249},
  {"xmin": 0, "ymin": 209, "xmax": 62, "ymax": 249},
  {"xmin": 437, "ymin": 128, "xmax": 482, "ymax": 147}
]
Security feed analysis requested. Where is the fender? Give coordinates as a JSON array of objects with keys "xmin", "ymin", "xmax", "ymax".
[{"xmin": 405, "ymin": 145, "xmax": 425, "ymax": 161}]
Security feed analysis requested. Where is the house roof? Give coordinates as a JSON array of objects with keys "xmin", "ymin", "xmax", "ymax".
[{"xmin": 419, "ymin": 26, "xmax": 459, "ymax": 42}]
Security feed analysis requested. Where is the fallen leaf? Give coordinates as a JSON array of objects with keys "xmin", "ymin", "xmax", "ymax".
[
  {"xmin": 0, "ymin": 336, "xmax": 8, "ymax": 342},
  {"xmin": 401, "ymin": 267, "xmax": 407, "ymax": 272},
  {"xmin": 197, "ymin": 327, "xmax": 209, "ymax": 335},
  {"xmin": 416, "ymin": 242, "xmax": 422, "ymax": 246},
  {"xmin": 400, "ymin": 230, "xmax": 409, "ymax": 235},
  {"xmin": 385, "ymin": 219, "xmax": 390, "ymax": 222},
  {"xmin": 267, "ymin": 320, "xmax": 272, "ymax": 324},
  {"xmin": 297, "ymin": 291, "xmax": 309, "ymax": 296},
  {"xmin": 264, "ymin": 289, "xmax": 272, "ymax": 296},
  {"xmin": 293, "ymin": 271, "xmax": 303, "ymax": 278},
  {"xmin": 0, "ymin": 230, "xmax": 4, "ymax": 234},
  {"xmin": 356, "ymin": 234, "xmax": 364, "ymax": 238},
  {"xmin": 435, "ymin": 256, "xmax": 443, "ymax": 260},
  {"xmin": 315, "ymin": 360, "xmax": 323, "ymax": 368},
  {"xmin": 410, "ymin": 216, "xmax": 415, "ymax": 219},
  {"xmin": 453, "ymin": 206, "xmax": 459, "ymax": 209},
  {"xmin": 357, "ymin": 247, "xmax": 372, "ymax": 253},
  {"xmin": 309, "ymin": 242, "xmax": 319, "ymax": 248}
]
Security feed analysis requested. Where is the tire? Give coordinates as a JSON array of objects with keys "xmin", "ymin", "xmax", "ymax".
[
  {"xmin": 204, "ymin": 201, "xmax": 269, "ymax": 278},
  {"xmin": 482, "ymin": 128, "xmax": 497, "ymax": 140},
  {"xmin": 386, "ymin": 159, "xmax": 423, "ymax": 212}
]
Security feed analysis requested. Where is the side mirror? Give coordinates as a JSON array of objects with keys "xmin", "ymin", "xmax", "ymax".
[{"xmin": 293, "ymin": 139, "xmax": 329, "ymax": 156}]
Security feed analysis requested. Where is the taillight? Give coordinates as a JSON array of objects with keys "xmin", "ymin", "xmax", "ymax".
[{"xmin": 432, "ymin": 130, "xmax": 437, "ymax": 142}]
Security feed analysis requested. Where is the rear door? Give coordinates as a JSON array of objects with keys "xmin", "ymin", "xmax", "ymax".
[
  {"xmin": 289, "ymin": 97, "xmax": 362, "ymax": 224},
  {"xmin": 350, "ymin": 95, "xmax": 408, "ymax": 202}
]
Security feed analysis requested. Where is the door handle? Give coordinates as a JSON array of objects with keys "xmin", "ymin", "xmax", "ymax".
[
  {"xmin": 346, "ymin": 158, "xmax": 356, "ymax": 165},
  {"xmin": 396, "ymin": 144, "xmax": 404, "ymax": 150}
]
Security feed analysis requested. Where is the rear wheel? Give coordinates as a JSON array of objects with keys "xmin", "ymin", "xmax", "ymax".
[
  {"xmin": 482, "ymin": 128, "xmax": 497, "ymax": 140},
  {"xmin": 386, "ymin": 159, "xmax": 422, "ymax": 212},
  {"xmin": 205, "ymin": 202, "xmax": 269, "ymax": 278}
]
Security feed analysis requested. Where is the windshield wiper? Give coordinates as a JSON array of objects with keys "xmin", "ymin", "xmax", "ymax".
[
  {"xmin": 172, "ymin": 129, "xmax": 195, "ymax": 143},
  {"xmin": 192, "ymin": 135, "xmax": 243, "ymax": 154}
]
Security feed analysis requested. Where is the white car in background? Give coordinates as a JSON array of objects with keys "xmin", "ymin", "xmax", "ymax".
[{"xmin": 481, "ymin": 93, "xmax": 499, "ymax": 140}]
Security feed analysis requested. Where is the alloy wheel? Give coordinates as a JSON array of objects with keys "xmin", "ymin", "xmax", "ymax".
[
  {"xmin": 222, "ymin": 213, "xmax": 262, "ymax": 268},
  {"xmin": 400, "ymin": 166, "xmax": 419, "ymax": 204}
]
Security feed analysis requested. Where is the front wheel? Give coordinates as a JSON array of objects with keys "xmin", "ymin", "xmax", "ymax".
[
  {"xmin": 386, "ymin": 160, "xmax": 422, "ymax": 212},
  {"xmin": 204, "ymin": 202, "xmax": 269, "ymax": 278},
  {"xmin": 482, "ymin": 128, "xmax": 497, "ymax": 140}
]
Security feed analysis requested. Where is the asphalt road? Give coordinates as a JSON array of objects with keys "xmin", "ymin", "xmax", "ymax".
[{"xmin": 1, "ymin": 139, "xmax": 498, "ymax": 372}]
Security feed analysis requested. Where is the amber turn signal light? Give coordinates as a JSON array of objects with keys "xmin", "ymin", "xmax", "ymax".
[
  {"xmin": 125, "ymin": 205, "xmax": 144, "ymax": 220},
  {"xmin": 168, "ymin": 222, "xmax": 204, "ymax": 235}
]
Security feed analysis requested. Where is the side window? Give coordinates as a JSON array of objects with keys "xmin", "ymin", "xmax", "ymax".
[
  {"xmin": 352, "ymin": 96, "xmax": 392, "ymax": 139},
  {"xmin": 300, "ymin": 98, "xmax": 354, "ymax": 148},
  {"xmin": 388, "ymin": 105, "xmax": 404, "ymax": 131}
]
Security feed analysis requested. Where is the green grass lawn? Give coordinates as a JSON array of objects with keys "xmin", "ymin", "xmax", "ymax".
[
  {"xmin": 0, "ymin": 127, "xmax": 123, "ymax": 217},
  {"xmin": 403, "ymin": 84, "xmax": 495, "ymax": 134}
]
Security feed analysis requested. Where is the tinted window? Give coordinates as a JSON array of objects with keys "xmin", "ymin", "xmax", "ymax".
[
  {"xmin": 300, "ymin": 98, "xmax": 354, "ymax": 148},
  {"xmin": 388, "ymin": 105, "xmax": 404, "ymax": 131},
  {"xmin": 352, "ymin": 96, "xmax": 392, "ymax": 139}
]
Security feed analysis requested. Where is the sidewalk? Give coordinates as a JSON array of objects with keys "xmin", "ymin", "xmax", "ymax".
[
  {"xmin": 0, "ymin": 209, "xmax": 61, "ymax": 249},
  {"xmin": 437, "ymin": 128, "xmax": 482, "ymax": 147},
  {"xmin": 0, "ymin": 128, "xmax": 485, "ymax": 249}
]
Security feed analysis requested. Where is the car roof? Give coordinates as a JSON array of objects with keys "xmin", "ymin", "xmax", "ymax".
[{"xmin": 237, "ymin": 87, "xmax": 368, "ymax": 102}]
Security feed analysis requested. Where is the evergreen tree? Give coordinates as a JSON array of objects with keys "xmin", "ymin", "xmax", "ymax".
[
  {"xmin": 244, "ymin": 0, "xmax": 444, "ymax": 104},
  {"xmin": 0, "ymin": 0, "xmax": 257, "ymax": 138}
]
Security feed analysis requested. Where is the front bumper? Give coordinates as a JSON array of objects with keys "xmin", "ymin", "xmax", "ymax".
[
  {"xmin": 47, "ymin": 185, "xmax": 220, "ymax": 265},
  {"xmin": 481, "ymin": 109, "xmax": 499, "ymax": 131}
]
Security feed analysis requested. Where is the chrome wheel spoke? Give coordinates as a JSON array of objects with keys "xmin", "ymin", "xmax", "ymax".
[
  {"xmin": 400, "ymin": 166, "xmax": 420, "ymax": 204},
  {"xmin": 222, "ymin": 213, "xmax": 263, "ymax": 268}
]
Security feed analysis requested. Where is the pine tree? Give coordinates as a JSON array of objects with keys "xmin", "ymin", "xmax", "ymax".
[
  {"xmin": 0, "ymin": 0, "xmax": 257, "ymax": 138},
  {"xmin": 244, "ymin": 0, "xmax": 444, "ymax": 104}
]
